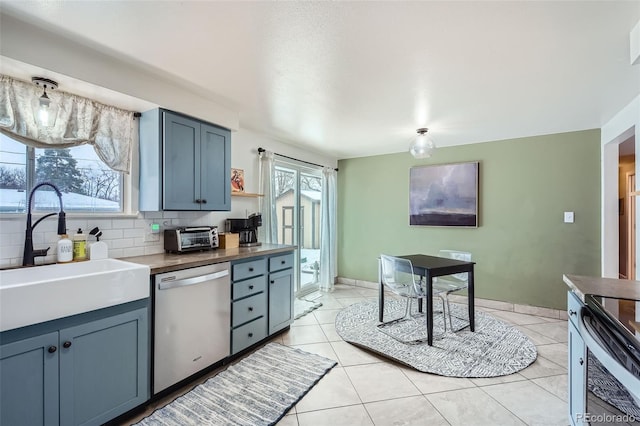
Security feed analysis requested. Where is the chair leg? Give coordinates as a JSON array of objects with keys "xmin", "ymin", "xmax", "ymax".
[
  {"xmin": 444, "ymin": 294, "xmax": 453, "ymax": 332},
  {"xmin": 443, "ymin": 293, "xmax": 471, "ymax": 332}
]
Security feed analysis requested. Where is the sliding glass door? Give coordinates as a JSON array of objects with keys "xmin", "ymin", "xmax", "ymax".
[{"xmin": 274, "ymin": 162, "xmax": 322, "ymax": 296}]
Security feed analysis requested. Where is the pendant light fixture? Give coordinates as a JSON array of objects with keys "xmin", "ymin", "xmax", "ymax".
[
  {"xmin": 32, "ymin": 77, "xmax": 59, "ymax": 127},
  {"xmin": 409, "ymin": 127, "xmax": 436, "ymax": 159}
]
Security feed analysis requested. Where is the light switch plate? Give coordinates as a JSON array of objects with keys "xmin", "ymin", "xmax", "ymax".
[{"xmin": 564, "ymin": 212, "xmax": 574, "ymax": 223}]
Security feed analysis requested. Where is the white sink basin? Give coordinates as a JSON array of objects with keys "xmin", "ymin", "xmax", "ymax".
[{"xmin": 0, "ymin": 259, "xmax": 150, "ymax": 332}]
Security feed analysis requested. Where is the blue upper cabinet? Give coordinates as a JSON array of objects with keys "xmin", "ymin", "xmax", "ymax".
[
  {"xmin": 139, "ymin": 109, "xmax": 231, "ymax": 211},
  {"xmin": 199, "ymin": 123, "xmax": 231, "ymax": 211}
]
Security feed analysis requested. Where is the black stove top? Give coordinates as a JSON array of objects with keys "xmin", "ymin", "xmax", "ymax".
[{"xmin": 585, "ymin": 294, "xmax": 640, "ymax": 357}]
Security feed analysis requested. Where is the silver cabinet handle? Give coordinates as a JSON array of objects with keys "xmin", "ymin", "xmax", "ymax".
[{"xmin": 158, "ymin": 270, "xmax": 229, "ymax": 290}]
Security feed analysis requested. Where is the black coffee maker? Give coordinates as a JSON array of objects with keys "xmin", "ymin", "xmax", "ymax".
[{"xmin": 225, "ymin": 213, "xmax": 262, "ymax": 247}]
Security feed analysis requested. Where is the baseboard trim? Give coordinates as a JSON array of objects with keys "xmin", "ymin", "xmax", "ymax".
[{"xmin": 336, "ymin": 276, "xmax": 567, "ymax": 320}]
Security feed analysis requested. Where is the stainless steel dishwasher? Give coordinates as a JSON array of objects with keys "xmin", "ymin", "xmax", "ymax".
[{"xmin": 154, "ymin": 262, "xmax": 230, "ymax": 394}]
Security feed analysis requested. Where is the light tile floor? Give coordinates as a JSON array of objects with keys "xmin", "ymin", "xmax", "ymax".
[
  {"xmin": 124, "ymin": 284, "xmax": 570, "ymax": 426},
  {"xmin": 279, "ymin": 284, "xmax": 569, "ymax": 426}
]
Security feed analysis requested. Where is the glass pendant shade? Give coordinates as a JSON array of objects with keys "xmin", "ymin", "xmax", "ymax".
[
  {"xmin": 32, "ymin": 91, "xmax": 58, "ymax": 127},
  {"xmin": 409, "ymin": 128, "xmax": 435, "ymax": 159},
  {"xmin": 31, "ymin": 77, "xmax": 59, "ymax": 128}
]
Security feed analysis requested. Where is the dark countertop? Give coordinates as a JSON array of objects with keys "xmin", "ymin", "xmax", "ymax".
[
  {"xmin": 121, "ymin": 244, "xmax": 296, "ymax": 274},
  {"xmin": 563, "ymin": 274, "xmax": 640, "ymax": 302}
]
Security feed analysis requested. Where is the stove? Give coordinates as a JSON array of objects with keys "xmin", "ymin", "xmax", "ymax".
[
  {"xmin": 585, "ymin": 295, "xmax": 640, "ymax": 362},
  {"xmin": 582, "ymin": 294, "xmax": 640, "ymax": 423}
]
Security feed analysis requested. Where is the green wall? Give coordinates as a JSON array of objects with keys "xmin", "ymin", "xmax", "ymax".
[{"xmin": 337, "ymin": 129, "xmax": 601, "ymax": 310}]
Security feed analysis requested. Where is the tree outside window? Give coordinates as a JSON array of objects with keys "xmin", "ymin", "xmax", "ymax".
[{"xmin": 0, "ymin": 134, "xmax": 122, "ymax": 212}]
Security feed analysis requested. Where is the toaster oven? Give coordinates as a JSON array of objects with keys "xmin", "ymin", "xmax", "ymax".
[{"xmin": 164, "ymin": 226, "xmax": 218, "ymax": 253}]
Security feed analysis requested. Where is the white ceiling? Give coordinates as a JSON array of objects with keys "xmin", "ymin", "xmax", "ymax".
[{"xmin": 1, "ymin": 1, "xmax": 639, "ymax": 159}]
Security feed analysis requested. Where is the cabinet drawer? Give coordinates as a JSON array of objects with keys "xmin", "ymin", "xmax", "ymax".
[
  {"xmin": 232, "ymin": 258, "xmax": 267, "ymax": 281},
  {"xmin": 567, "ymin": 291, "xmax": 583, "ymax": 328},
  {"xmin": 269, "ymin": 253, "xmax": 294, "ymax": 272},
  {"xmin": 232, "ymin": 276, "xmax": 266, "ymax": 301},
  {"xmin": 232, "ymin": 292, "xmax": 266, "ymax": 327},
  {"xmin": 231, "ymin": 317, "xmax": 267, "ymax": 355}
]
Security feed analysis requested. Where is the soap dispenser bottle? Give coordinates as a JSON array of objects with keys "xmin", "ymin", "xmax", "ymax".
[
  {"xmin": 88, "ymin": 227, "xmax": 108, "ymax": 260},
  {"xmin": 57, "ymin": 234, "xmax": 73, "ymax": 263},
  {"xmin": 72, "ymin": 228, "xmax": 87, "ymax": 261}
]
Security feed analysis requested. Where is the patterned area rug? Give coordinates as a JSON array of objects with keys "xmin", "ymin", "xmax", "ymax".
[
  {"xmin": 588, "ymin": 352, "xmax": 640, "ymax": 418},
  {"xmin": 335, "ymin": 300, "xmax": 537, "ymax": 377},
  {"xmin": 135, "ymin": 343, "xmax": 337, "ymax": 426},
  {"xmin": 294, "ymin": 297, "xmax": 322, "ymax": 320}
]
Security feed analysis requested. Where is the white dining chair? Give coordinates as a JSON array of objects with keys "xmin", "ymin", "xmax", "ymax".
[
  {"xmin": 433, "ymin": 249, "xmax": 472, "ymax": 332},
  {"xmin": 378, "ymin": 254, "xmax": 447, "ymax": 344}
]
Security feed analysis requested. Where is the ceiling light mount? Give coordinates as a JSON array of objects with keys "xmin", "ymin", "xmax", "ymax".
[
  {"xmin": 31, "ymin": 77, "xmax": 59, "ymax": 127},
  {"xmin": 32, "ymin": 77, "xmax": 59, "ymax": 91},
  {"xmin": 409, "ymin": 127, "xmax": 436, "ymax": 159}
]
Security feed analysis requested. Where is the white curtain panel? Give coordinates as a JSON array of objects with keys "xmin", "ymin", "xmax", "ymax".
[
  {"xmin": 258, "ymin": 150, "xmax": 278, "ymax": 244},
  {"xmin": 0, "ymin": 75, "xmax": 135, "ymax": 173},
  {"xmin": 319, "ymin": 167, "xmax": 337, "ymax": 292}
]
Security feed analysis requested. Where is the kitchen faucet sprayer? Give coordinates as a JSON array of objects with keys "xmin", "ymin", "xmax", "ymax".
[{"xmin": 22, "ymin": 182, "xmax": 67, "ymax": 266}]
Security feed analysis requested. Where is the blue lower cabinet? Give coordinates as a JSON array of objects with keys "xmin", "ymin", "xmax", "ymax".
[
  {"xmin": 0, "ymin": 303, "xmax": 149, "ymax": 426},
  {"xmin": 59, "ymin": 308, "xmax": 149, "ymax": 426},
  {"xmin": 231, "ymin": 316, "xmax": 268, "ymax": 355},
  {"xmin": 0, "ymin": 332, "xmax": 59, "ymax": 426},
  {"xmin": 268, "ymin": 267, "xmax": 294, "ymax": 334},
  {"xmin": 567, "ymin": 291, "xmax": 586, "ymax": 426},
  {"xmin": 230, "ymin": 251, "xmax": 295, "ymax": 354}
]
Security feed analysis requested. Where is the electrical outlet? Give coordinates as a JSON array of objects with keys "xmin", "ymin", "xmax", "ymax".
[
  {"xmin": 564, "ymin": 212, "xmax": 574, "ymax": 223},
  {"xmin": 144, "ymin": 223, "xmax": 161, "ymax": 242}
]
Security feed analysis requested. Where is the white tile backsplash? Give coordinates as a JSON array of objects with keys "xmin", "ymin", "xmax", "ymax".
[
  {"xmin": 86, "ymin": 219, "xmax": 113, "ymax": 230},
  {"xmin": 0, "ymin": 211, "xmax": 236, "ymax": 265},
  {"xmin": 112, "ymin": 219, "xmax": 135, "ymax": 229}
]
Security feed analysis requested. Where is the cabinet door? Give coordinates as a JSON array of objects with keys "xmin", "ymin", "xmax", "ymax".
[
  {"xmin": 163, "ymin": 111, "xmax": 201, "ymax": 210},
  {"xmin": 0, "ymin": 332, "xmax": 59, "ymax": 426},
  {"xmin": 568, "ymin": 320, "xmax": 586, "ymax": 426},
  {"xmin": 59, "ymin": 308, "xmax": 149, "ymax": 426},
  {"xmin": 200, "ymin": 123, "xmax": 231, "ymax": 211},
  {"xmin": 268, "ymin": 268, "xmax": 294, "ymax": 334}
]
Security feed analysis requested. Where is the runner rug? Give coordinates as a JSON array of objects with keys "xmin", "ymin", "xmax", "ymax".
[{"xmin": 135, "ymin": 343, "xmax": 337, "ymax": 426}]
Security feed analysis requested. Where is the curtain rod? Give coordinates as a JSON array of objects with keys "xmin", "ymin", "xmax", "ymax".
[{"xmin": 258, "ymin": 147, "xmax": 338, "ymax": 171}]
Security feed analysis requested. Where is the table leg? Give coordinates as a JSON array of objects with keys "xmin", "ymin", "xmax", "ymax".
[
  {"xmin": 427, "ymin": 272, "xmax": 433, "ymax": 346},
  {"xmin": 417, "ymin": 275, "xmax": 424, "ymax": 313},
  {"xmin": 469, "ymin": 267, "xmax": 475, "ymax": 332},
  {"xmin": 378, "ymin": 261, "xmax": 384, "ymax": 322}
]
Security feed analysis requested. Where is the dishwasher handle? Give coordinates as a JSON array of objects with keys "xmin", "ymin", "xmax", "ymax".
[{"xmin": 158, "ymin": 269, "xmax": 229, "ymax": 290}]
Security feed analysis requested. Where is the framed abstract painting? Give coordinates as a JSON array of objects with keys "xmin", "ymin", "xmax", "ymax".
[{"xmin": 409, "ymin": 161, "xmax": 479, "ymax": 227}]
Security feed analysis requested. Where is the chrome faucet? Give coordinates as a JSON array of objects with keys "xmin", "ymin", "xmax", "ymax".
[{"xmin": 22, "ymin": 182, "xmax": 67, "ymax": 266}]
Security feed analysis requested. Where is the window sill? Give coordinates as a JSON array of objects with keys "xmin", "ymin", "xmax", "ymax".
[{"xmin": 0, "ymin": 212, "xmax": 142, "ymax": 220}]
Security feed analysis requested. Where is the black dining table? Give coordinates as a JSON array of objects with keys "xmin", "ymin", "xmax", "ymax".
[{"xmin": 378, "ymin": 254, "xmax": 476, "ymax": 346}]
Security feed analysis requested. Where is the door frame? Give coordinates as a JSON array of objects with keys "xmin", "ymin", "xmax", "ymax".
[
  {"xmin": 274, "ymin": 161, "xmax": 322, "ymax": 297},
  {"xmin": 627, "ymin": 172, "xmax": 636, "ymax": 280}
]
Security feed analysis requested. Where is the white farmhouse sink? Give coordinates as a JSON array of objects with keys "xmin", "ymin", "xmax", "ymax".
[{"xmin": 0, "ymin": 259, "xmax": 150, "ymax": 332}]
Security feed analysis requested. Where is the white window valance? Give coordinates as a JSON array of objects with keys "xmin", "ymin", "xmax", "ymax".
[{"xmin": 0, "ymin": 74, "xmax": 135, "ymax": 173}]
